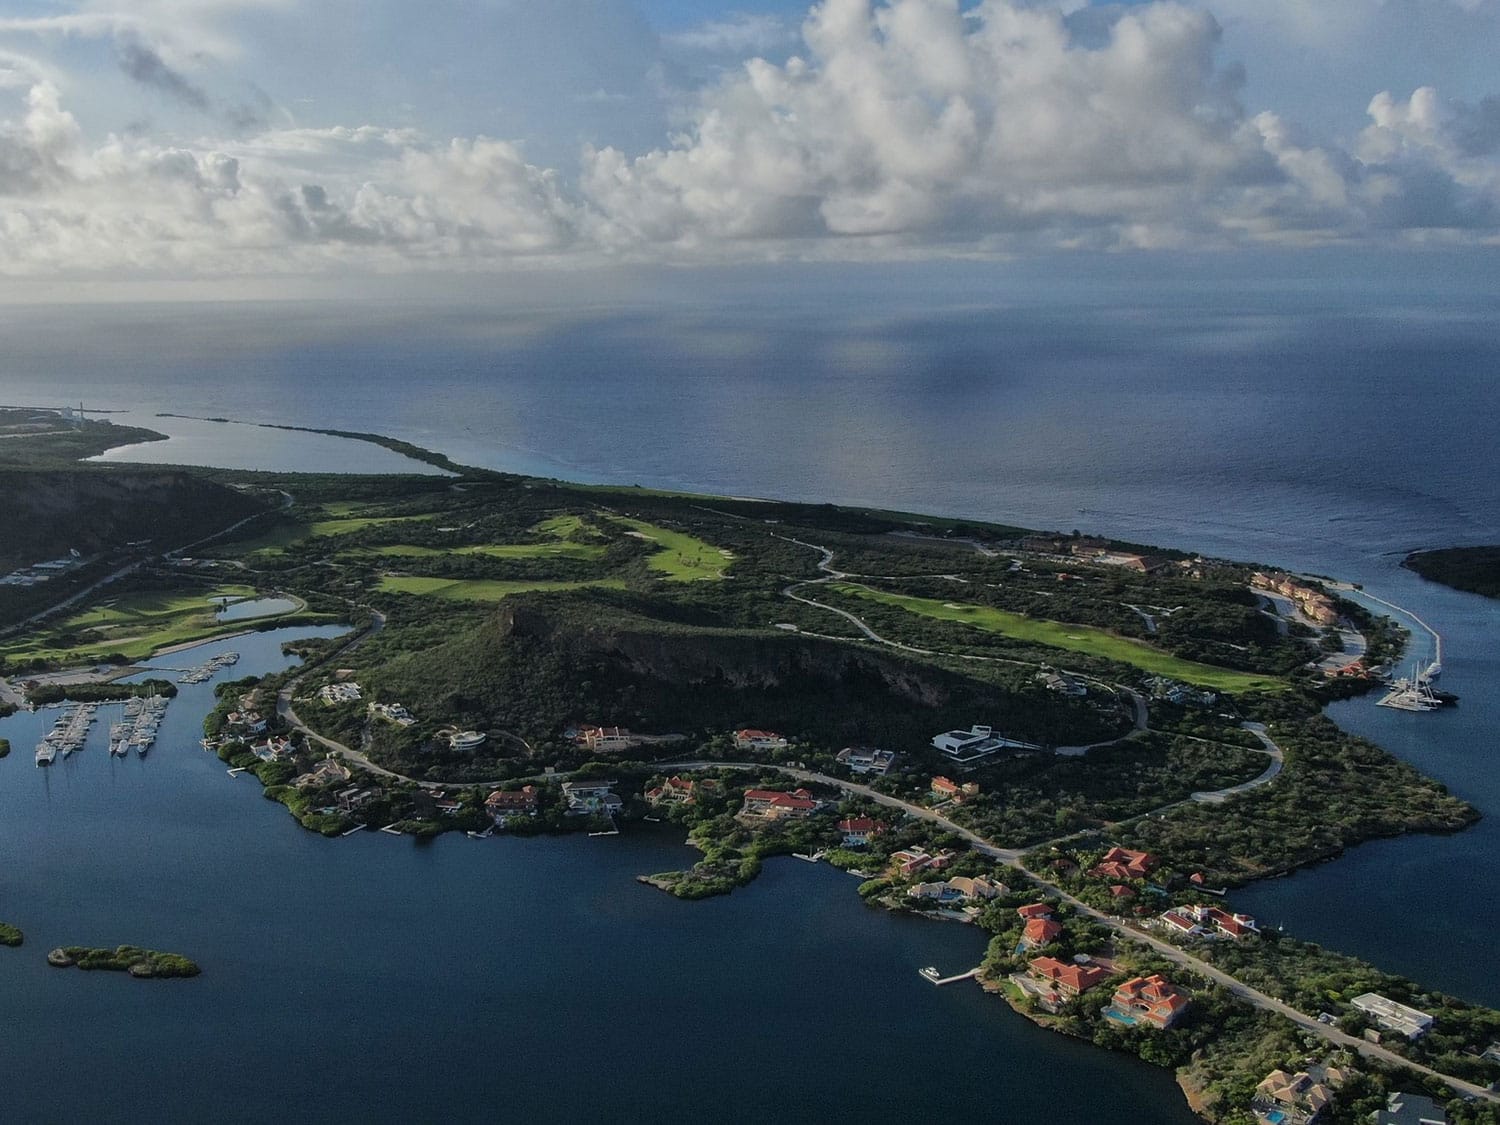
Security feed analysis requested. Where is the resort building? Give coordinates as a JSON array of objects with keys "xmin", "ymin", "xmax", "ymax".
[
  {"xmin": 739, "ymin": 788, "xmax": 820, "ymax": 821},
  {"xmin": 733, "ymin": 729, "xmax": 789, "ymax": 752},
  {"xmin": 931, "ymin": 725, "xmax": 1042, "ymax": 763},
  {"xmin": 835, "ymin": 746, "xmax": 897, "ymax": 775},
  {"xmin": 930, "ymin": 776, "xmax": 980, "ymax": 803},
  {"xmin": 1350, "ymin": 994, "xmax": 1435, "ymax": 1041},
  {"xmin": 1089, "ymin": 846, "xmax": 1158, "ymax": 881},
  {"xmin": 1108, "ymin": 975, "xmax": 1192, "ymax": 1030},
  {"xmin": 448, "ymin": 730, "xmax": 487, "ymax": 751},
  {"xmin": 485, "ymin": 786, "xmax": 539, "ymax": 821},
  {"xmin": 837, "ymin": 816, "xmax": 883, "ymax": 847},
  {"xmin": 1374, "ymin": 1092, "xmax": 1450, "ymax": 1125}
]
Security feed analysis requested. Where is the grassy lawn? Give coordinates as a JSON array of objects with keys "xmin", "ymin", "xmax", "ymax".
[
  {"xmin": 376, "ymin": 577, "xmax": 625, "ymax": 601},
  {"xmin": 830, "ymin": 584, "xmax": 1282, "ymax": 693},
  {"xmin": 611, "ymin": 517, "xmax": 732, "ymax": 582},
  {"xmin": 0, "ymin": 584, "xmax": 299, "ymax": 665},
  {"xmin": 531, "ymin": 514, "xmax": 606, "ymax": 541}
]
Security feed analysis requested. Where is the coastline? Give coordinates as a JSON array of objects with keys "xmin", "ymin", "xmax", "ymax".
[{"xmin": 6, "ymin": 418, "xmax": 1500, "ymax": 1124}]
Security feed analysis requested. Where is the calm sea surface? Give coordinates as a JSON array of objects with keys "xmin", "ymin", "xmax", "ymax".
[{"xmin": 1, "ymin": 277, "xmax": 1498, "ymax": 1120}]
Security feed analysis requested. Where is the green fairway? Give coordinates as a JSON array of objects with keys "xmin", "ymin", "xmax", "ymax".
[
  {"xmin": 309, "ymin": 515, "xmax": 434, "ymax": 537},
  {"xmin": 531, "ymin": 514, "xmax": 606, "ymax": 541},
  {"xmin": 0, "ymin": 584, "xmax": 307, "ymax": 665},
  {"xmin": 377, "ymin": 576, "xmax": 625, "ymax": 601},
  {"xmin": 830, "ymin": 584, "xmax": 1282, "ymax": 693},
  {"xmin": 611, "ymin": 517, "xmax": 732, "ymax": 581}
]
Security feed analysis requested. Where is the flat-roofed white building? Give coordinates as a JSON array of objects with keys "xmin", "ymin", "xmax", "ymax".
[{"xmin": 1351, "ymin": 993, "xmax": 1434, "ymax": 1040}]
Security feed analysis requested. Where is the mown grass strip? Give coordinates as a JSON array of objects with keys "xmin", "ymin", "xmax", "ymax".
[{"xmin": 830, "ymin": 583, "xmax": 1282, "ymax": 693}]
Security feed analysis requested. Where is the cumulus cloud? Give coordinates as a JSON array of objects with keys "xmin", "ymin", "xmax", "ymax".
[{"xmin": 1, "ymin": 0, "xmax": 1499, "ymax": 277}]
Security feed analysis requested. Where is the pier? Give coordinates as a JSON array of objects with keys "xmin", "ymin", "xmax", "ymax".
[{"xmin": 919, "ymin": 965, "xmax": 982, "ymax": 986}]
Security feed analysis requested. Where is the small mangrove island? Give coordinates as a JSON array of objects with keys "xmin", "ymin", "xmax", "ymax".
[
  {"xmin": 1, "ymin": 922, "xmax": 22, "ymax": 947},
  {"xmin": 47, "ymin": 945, "xmax": 201, "ymax": 978}
]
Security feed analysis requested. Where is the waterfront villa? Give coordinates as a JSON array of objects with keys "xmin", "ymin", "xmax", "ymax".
[
  {"xmin": 733, "ymin": 729, "xmax": 789, "ymax": 752},
  {"xmin": 909, "ymin": 876, "xmax": 1006, "ymax": 905},
  {"xmin": 336, "ymin": 786, "xmax": 377, "ymax": 814},
  {"xmin": 1161, "ymin": 904, "xmax": 1259, "ymax": 939},
  {"xmin": 835, "ymin": 746, "xmax": 897, "ymax": 775},
  {"xmin": 645, "ymin": 776, "xmax": 700, "ymax": 807},
  {"xmin": 837, "ymin": 816, "xmax": 883, "ymax": 847},
  {"xmin": 250, "ymin": 736, "xmax": 294, "ymax": 762},
  {"xmin": 561, "ymin": 780, "xmax": 622, "ymax": 816},
  {"xmin": 1027, "ymin": 956, "xmax": 1110, "ymax": 999},
  {"xmin": 1019, "ymin": 918, "xmax": 1063, "ymax": 950},
  {"xmin": 739, "ymin": 788, "xmax": 820, "ymax": 821},
  {"xmin": 1089, "ymin": 847, "xmax": 1158, "ymax": 881},
  {"xmin": 225, "ymin": 710, "xmax": 268, "ymax": 735},
  {"xmin": 931, "ymin": 725, "xmax": 1042, "ymax": 763},
  {"xmin": 485, "ymin": 786, "xmax": 539, "ymax": 822},
  {"xmin": 930, "ymin": 776, "xmax": 980, "ymax": 803},
  {"xmin": 292, "ymin": 758, "xmax": 352, "ymax": 789},
  {"xmin": 1350, "ymin": 993, "xmax": 1435, "ymax": 1041},
  {"xmin": 889, "ymin": 847, "xmax": 955, "ymax": 877},
  {"xmin": 1108, "ymin": 975, "xmax": 1192, "ymax": 1030}
]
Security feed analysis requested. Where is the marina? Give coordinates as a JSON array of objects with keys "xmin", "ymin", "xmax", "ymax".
[
  {"xmin": 177, "ymin": 651, "xmax": 240, "ymax": 685},
  {"xmin": 34, "ymin": 703, "xmax": 98, "ymax": 765},
  {"xmin": 1376, "ymin": 663, "xmax": 1458, "ymax": 713},
  {"xmin": 108, "ymin": 694, "xmax": 170, "ymax": 757}
]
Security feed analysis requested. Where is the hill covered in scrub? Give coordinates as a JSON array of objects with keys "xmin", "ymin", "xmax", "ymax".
[
  {"xmin": 1405, "ymin": 546, "xmax": 1500, "ymax": 599},
  {"xmin": 366, "ymin": 594, "xmax": 1128, "ymax": 762}
]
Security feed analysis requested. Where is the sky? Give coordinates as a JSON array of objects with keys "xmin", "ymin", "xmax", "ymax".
[{"xmin": 0, "ymin": 0, "xmax": 1497, "ymax": 287}]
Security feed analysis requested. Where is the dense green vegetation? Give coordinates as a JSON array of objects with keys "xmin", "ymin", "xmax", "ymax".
[
  {"xmin": 0, "ymin": 921, "xmax": 21, "ymax": 946},
  {"xmin": 50, "ymin": 944, "xmax": 200, "ymax": 978},
  {"xmin": 0, "ymin": 738, "xmax": 10, "ymax": 759},
  {"xmin": 26, "ymin": 678, "xmax": 177, "ymax": 706},
  {"xmin": 1405, "ymin": 546, "xmax": 1500, "ymax": 599}
]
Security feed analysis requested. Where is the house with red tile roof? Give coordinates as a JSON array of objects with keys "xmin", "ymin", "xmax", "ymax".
[
  {"xmin": 1088, "ymin": 846, "xmax": 1158, "ymax": 881},
  {"xmin": 733, "ymin": 729, "xmax": 789, "ymax": 752},
  {"xmin": 1163, "ymin": 904, "xmax": 1260, "ymax": 939},
  {"xmin": 1110, "ymin": 974, "xmax": 1192, "ymax": 1030},
  {"xmin": 1017, "ymin": 903, "xmax": 1055, "ymax": 921},
  {"xmin": 1027, "ymin": 956, "xmax": 1110, "ymax": 997},
  {"xmin": 1020, "ymin": 918, "xmax": 1063, "ymax": 949},
  {"xmin": 485, "ymin": 785, "xmax": 539, "ymax": 822},
  {"xmin": 739, "ymin": 788, "xmax": 820, "ymax": 821}
]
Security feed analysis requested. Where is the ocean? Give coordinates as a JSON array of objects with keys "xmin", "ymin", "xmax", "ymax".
[{"xmin": 1, "ymin": 269, "xmax": 1498, "ymax": 1120}]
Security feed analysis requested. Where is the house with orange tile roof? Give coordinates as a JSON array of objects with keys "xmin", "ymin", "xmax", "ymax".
[
  {"xmin": 738, "ymin": 788, "xmax": 820, "ymax": 821},
  {"xmin": 1017, "ymin": 903, "xmax": 1055, "ymax": 921},
  {"xmin": 1088, "ymin": 846, "xmax": 1158, "ymax": 881},
  {"xmin": 733, "ymin": 728, "xmax": 789, "ymax": 752},
  {"xmin": 1027, "ymin": 956, "xmax": 1110, "ymax": 998},
  {"xmin": 645, "ymin": 776, "xmax": 700, "ymax": 807},
  {"xmin": 1109, "ymin": 974, "xmax": 1192, "ymax": 1029},
  {"xmin": 1019, "ymin": 918, "xmax": 1063, "ymax": 950},
  {"xmin": 930, "ymin": 776, "xmax": 980, "ymax": 803}
]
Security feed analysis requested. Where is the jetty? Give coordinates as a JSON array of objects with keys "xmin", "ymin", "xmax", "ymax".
[
  {"xmin": 177, "ymin": 651, "xmax": 240, "ymax": 685},
  {"xmin": 35, "ymin": 703, "xmax": 98, "ymax": 765},
  {"xmin": 919, "ymin": 965, "xmax": 982, "ymax": 986}
]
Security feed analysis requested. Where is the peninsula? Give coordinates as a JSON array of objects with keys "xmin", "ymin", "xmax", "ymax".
[{"xmin": 2, "ymin": 412, "xmax": 1496, "ymax": 1125}]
